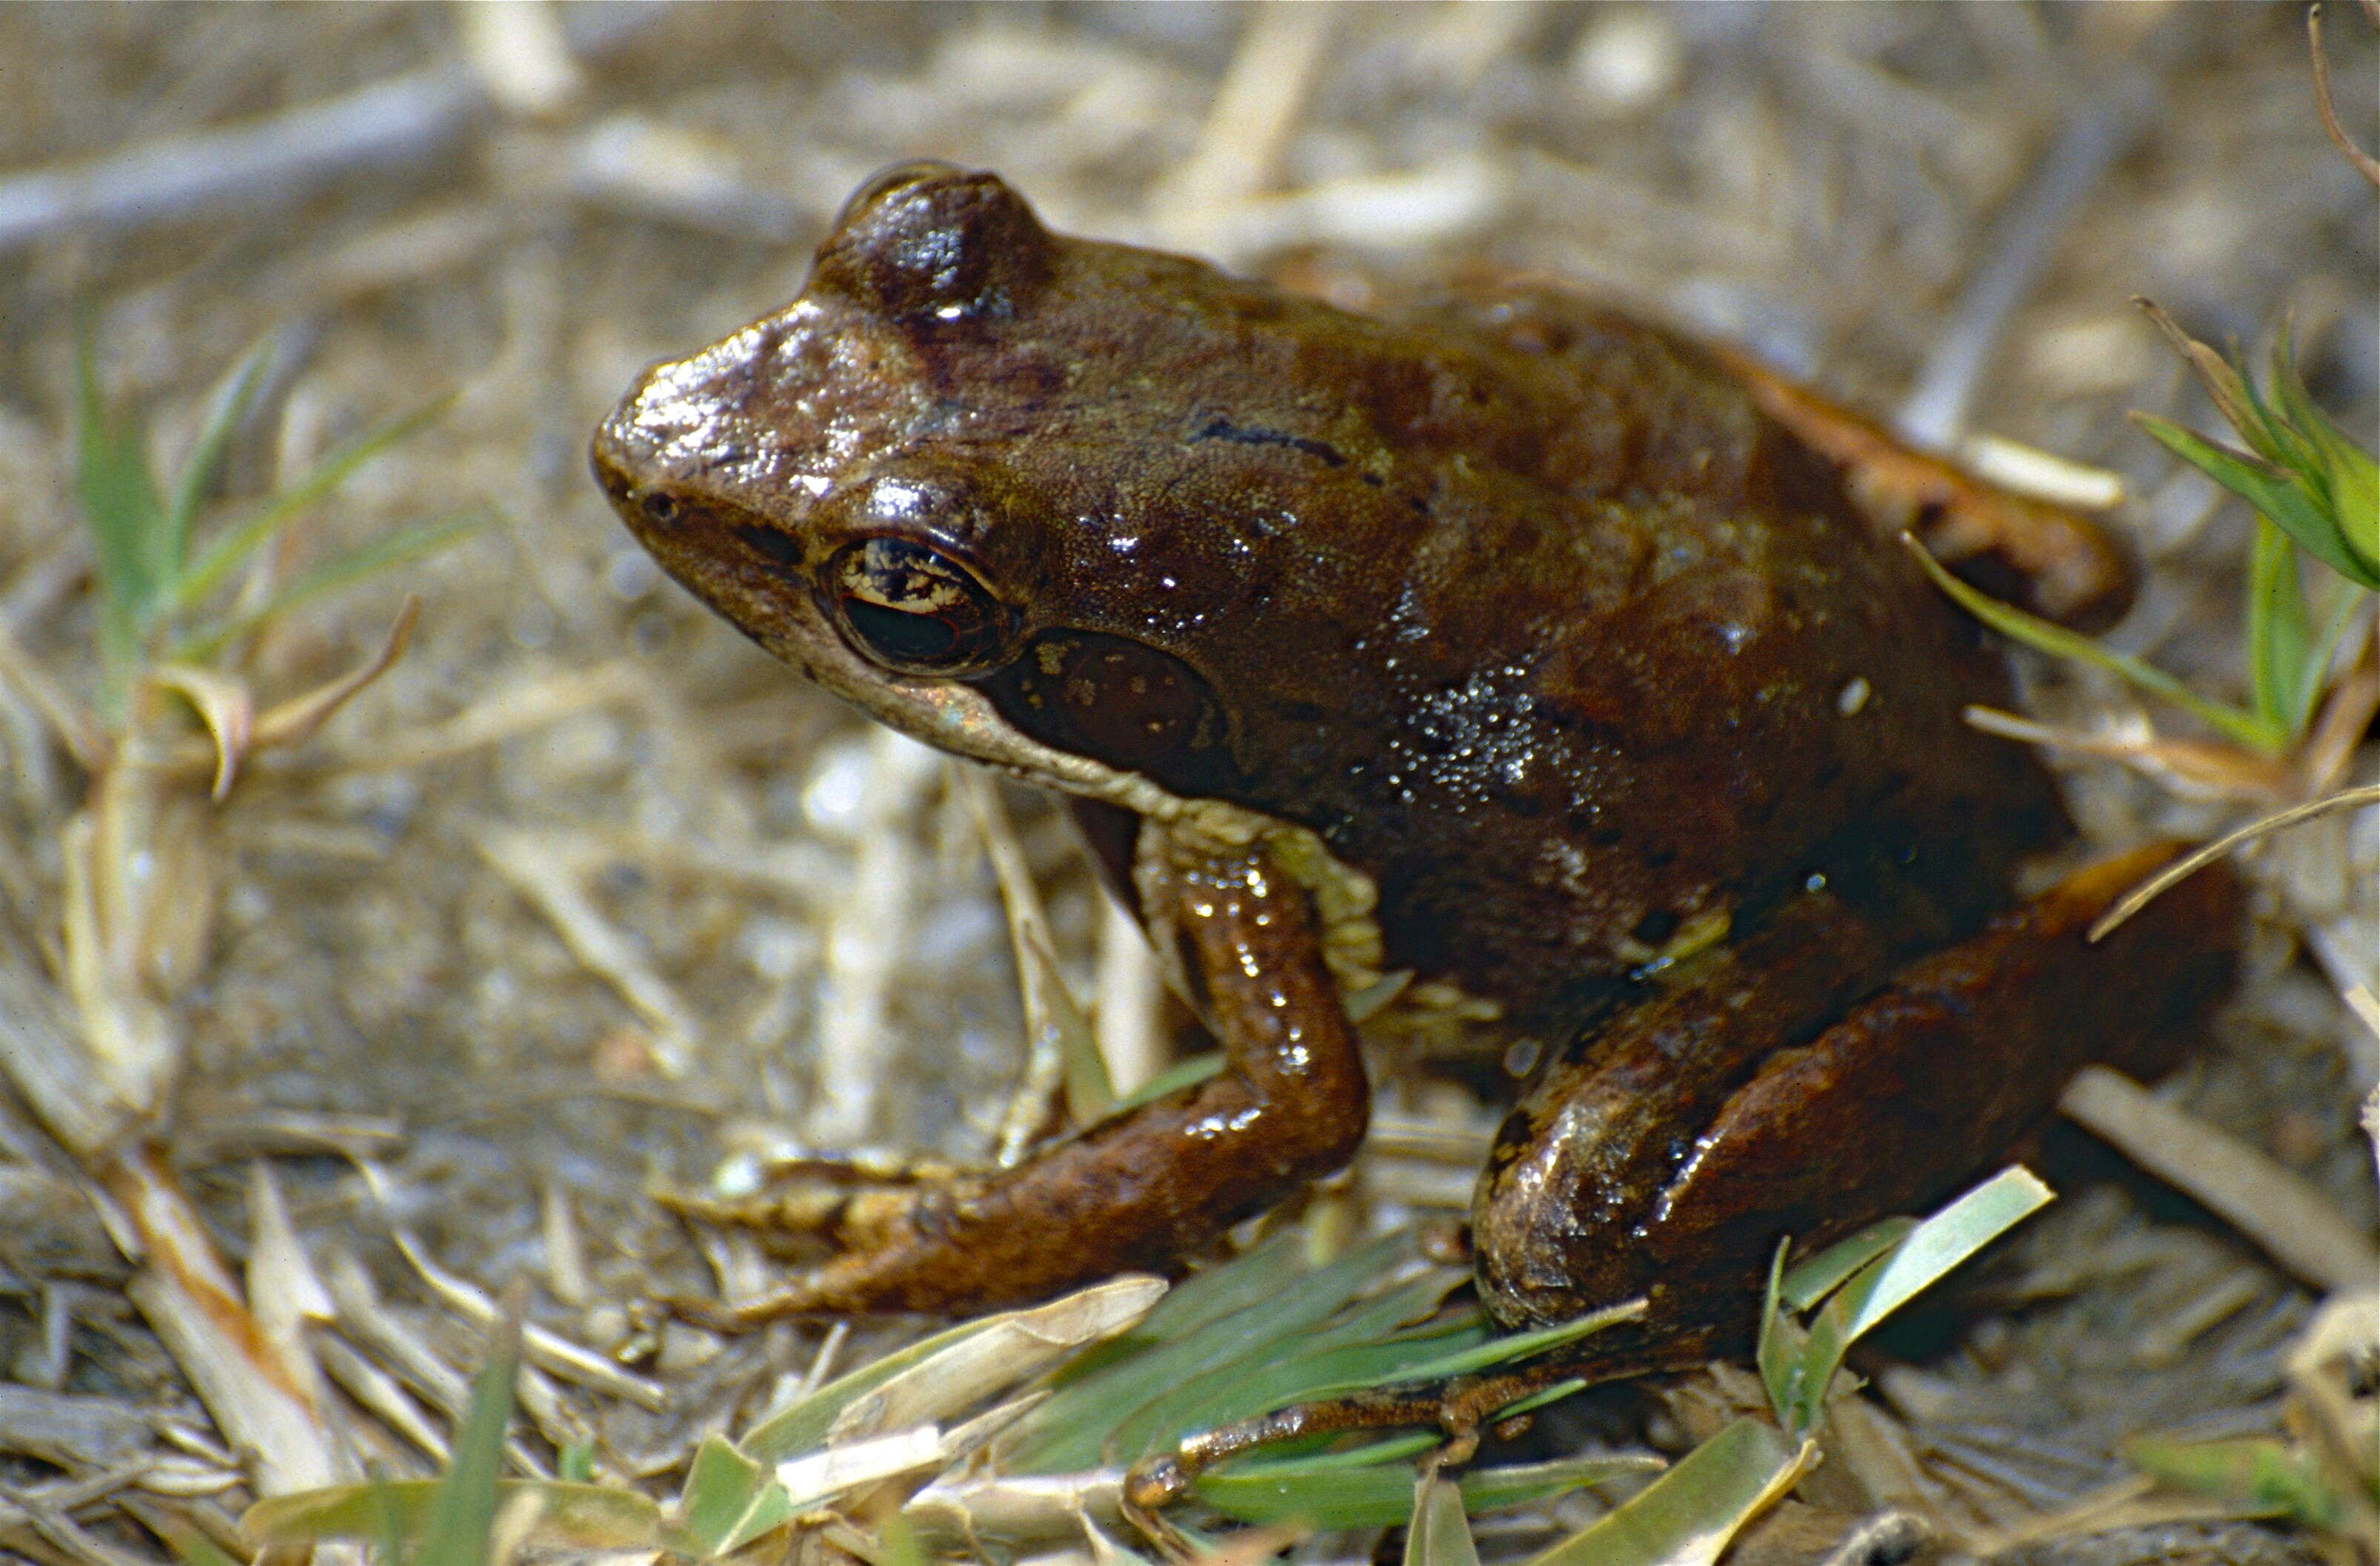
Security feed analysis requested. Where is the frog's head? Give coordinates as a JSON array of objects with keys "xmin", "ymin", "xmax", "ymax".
[
  {"xmin": 596, "ymin": 163, "xmax": 1255, "ymax": 818},
  {"xmin": 596, "ymin": 162, "xmax": 1504, "ymax": 825}
]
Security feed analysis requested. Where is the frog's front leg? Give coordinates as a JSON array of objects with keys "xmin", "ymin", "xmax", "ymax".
[{"xmin": 674, "ymin": 843, "xmax": 1367, "ymax": 1328}]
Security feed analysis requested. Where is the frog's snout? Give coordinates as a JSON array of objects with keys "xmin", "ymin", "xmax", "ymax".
[{"xmin": 588, "ymin": 411, "xmax": 655, "ymax": 524}]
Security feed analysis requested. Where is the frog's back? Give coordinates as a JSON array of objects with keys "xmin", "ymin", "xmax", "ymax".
[{"xmin": 1245, "ymin": 283, "xmax": 2070, "ymax": 1027}]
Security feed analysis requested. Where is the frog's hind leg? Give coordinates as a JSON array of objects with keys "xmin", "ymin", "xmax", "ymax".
[
  {"xmin": 667, "ymin": 840, "xmax": 1368, "ymax": 1329},
  {"xmin": 1127, "ymin": 845, "xmax": 2239, "ymax": 1503},
  {"xmin": 1624, "ymin": 841, "xmax": 2237, "ymax": 1318},
  {"xmin": 1480, "ymin": 839, "xmax": 2239, "ymax": 1361},
  {"xmin": 1714, "ymin": 344, "xmax": 2135, "ymax": 632}
]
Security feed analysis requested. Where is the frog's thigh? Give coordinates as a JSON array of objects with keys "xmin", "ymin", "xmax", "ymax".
[
  {"xmin": 1715, "ymin": 345, "xmax": 2132, "ymax": 631},
  {"xmin": 685, "ymin": 844, "xmax": 1367, "ymax": 1326},
  {"xmin": 1472, "ymin": 889, "xmax": 1909, "ymax": 1332},
  {"xmin": 1629, "ymin": 843, "xmax": 2238, "ymax": 1323}
]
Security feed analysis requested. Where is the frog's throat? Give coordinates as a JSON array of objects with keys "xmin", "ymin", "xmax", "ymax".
[
  {"xmin": 751, "ymin": 594, "xmax": 1507, "ymax": 1050},
  {"xmin": 739, "ymin": 591, "xmax": 1182, "ymax": 819},
  {"xmin": 728, "ymin": 585, "xmax": 1504, "ymax": 1047}
]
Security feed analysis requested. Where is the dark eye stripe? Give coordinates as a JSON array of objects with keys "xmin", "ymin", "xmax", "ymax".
[{"xmin": 734, "ymin": 524, "xmax": 806, "ymax": 568}]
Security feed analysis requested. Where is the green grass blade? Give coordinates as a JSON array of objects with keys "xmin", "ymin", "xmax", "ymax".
[
  {"xmin": 1755, "ymin": 1239, "xmax": 1799, "ymax": 1422},
  {"xmin": 242, "ymin": 1481, "xmax": 662, "ymax": 1553},
  {"xmin": 2304, "ymin": 579, "xmax": 2376, "ymax": 731},
  {"xmin": 2247, "ymin": 519, "xmax": 2311, "ymax": 737},
  {"xmin": 170, "ymin": 396, "xmax": 452, "ymax": 616},
  {"xmin": 2269, "ymin": 352, "xmax": 2380, "ymax": 584},
  {"xmin": 1904, "ymin": 534, "xmax": 2286, "ymax": 754},
  {"xmin": 1492, "ymin": 1378, "xmax": 1588, "ymax": 1422},
  {"xmin": 1409, "ymin": 1469, "xmax": 1483, "ymax": 1566},
  {"xmin": 418, "ymin": 1308, "xmax": 523, "ymax": 1566},
  {"xmin": 1039, "ymin": 1231, "xmax": 1306, "ymax": 1396},
  {"xmin": 174, "ymin": 509, "xmax": 489, "ymax": 662},
  {"xmin": 880, "ymin": 1513, "xmax": 933, "ymax": 1566},
  {"xmin": 2135, "ymin": 414, "xmax": 2369, "ymax": 590},
  {"xmin": 1014, "ymin": 1247, "xmax": 1622, "ymax": 1483},
  {"xmin": 1227, "ymin": 1316, "xmax": 1489, "ymax": 1417},
  {"xmin": 1110, "ymin": 1050, "xmax": 1227, "ymax": 1112},
  {"xmin": 165, "ymin": 338, "xmax": 275, "ymax": 576},
  {"xmin": 1525, "ymin": 1419, "xmax": 1803, "ymax": 1566},
  {"xmin": 1779, "ymin": 1219, "xmax": 1916, "ymax": 1312},
  {"xmin": 1192, "ymin": 1451, "xmax": 1433, "ymax": 1530},
  {"xmin": 245, "ymin": 1481, "xmax": 446, "ymax": 1551},
  {"xmin": 2315, "ymin": 438, "xmax": 2379, "ymax": 586},
  {"xmin": 1101, "ymin": 1271, "xmax": 1457, "ymax": 1464},
  {"xmin": 1200, "ymin": 1449, "xmax": 1661, "ymax": 1531},
  {"xmin": 73, "ymin": 324, "xmax": 167, "ymax": 680},
  {"xmin": 739, "ymin": 1276, "xmax": 1161, "ymax": 1464},
  {"xmin": 1782, "ymin": 1167, "xmax": 2051, "ymax": 1433},
  {"xmin": 1351, "ymin": 1296, "xmax": 1644, "ymax": 1388},
  {"xmin": 999, "ymin": 1234, "xmax": 1409, "ymax": 1474},
  {"xmin": 2124, "ymin": 1436, "xmax": 2346, "ymax": 1533},
  {"xmin": 671, "ymin": 1434, "xmax": 793, "ymax": 1558},
  {"xmin": 2255, "ymin": 333, "xmax": 2377, "ymax": 590},
  {"xmin": 154, "ymin": 1513, "xmax": 248, "ymax": 1566},
  {"xmin": 746, "ymin": 1313, "xmax": 1035, "ymax": 1464}
]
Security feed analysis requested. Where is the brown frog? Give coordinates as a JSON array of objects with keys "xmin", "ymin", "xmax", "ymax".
[{"xmin": 591, "ymin": 165, "xmax": 2235, "ymax": 1386}]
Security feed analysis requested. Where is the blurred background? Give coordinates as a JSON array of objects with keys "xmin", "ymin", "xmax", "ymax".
[{"xmin": 0, "ymin": 4, "xmax": 2371, "ymax": 1562}]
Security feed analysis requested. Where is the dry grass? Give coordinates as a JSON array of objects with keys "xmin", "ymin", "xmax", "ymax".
[{"xmin": 0, "ymin": 4, "xmax": 2370, "ymax": 1564}]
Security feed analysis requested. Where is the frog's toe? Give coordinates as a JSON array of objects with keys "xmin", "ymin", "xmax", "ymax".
[
  {"xmin": 659, "ymin": 1151, "xmax": 986, "ymax": 1246},
  {"xmin": 662, "ymin": 1285, "xmax": 831, "ymax": 1332}
]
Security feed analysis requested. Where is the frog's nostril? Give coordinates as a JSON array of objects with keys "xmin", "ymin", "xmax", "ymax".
[{"xmin": 640, "ymin": 491, "xmax": 679, "ymax": 525}]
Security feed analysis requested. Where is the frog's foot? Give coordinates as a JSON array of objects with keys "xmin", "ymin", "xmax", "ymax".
[
  {"xmin": 667, "ymin": 842, "xmax": 1368, "ymax": 1329},
  {"xmin": 1121, "ymin": 1349, "xmax": 1691, "ymax": 1513},
  {"xmin": 1714, "ymin": 345, "xmax": 2135, "ymax": 631},
  {"xmin": 659, "ymin": 1153, "xmax": 980, "ymax": 1252},
  {"xmin": 1477, "ymin": 839, "xmax": 2241, "ymax": 1335}
]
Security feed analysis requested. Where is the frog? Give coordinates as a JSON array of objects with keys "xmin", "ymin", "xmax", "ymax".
[{"xmin": 590, "ymin": 163, "xmax": 2237, "ymax": 1398}]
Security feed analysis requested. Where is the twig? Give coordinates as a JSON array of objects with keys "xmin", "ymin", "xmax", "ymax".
[
  {"xmin": 0, "ymin": 7, "xmax": 667, "ymax": 254},
  {"xmin": 2308, "ymin": 4, "xmax": 2380, "ymax": 190},
  {"xmin": 1961, "ymin": 705, "xmax": 2292, "ymax": 799},
  {"xmin": 0, "ymin": 617, "xmax": 108, "ymax": 772},
  {"xmin": 2060, "ymin": 1066, "xmax": 2380, "ymax": 1293},
  {"xmin": 2086, "ymin": 784, "xmax": 2380, "ymax": 941},
  {"xmin": 1896, "ymin": 71, "xmax": 2160, "ymax": 450},
  {"xmin": 1145, "ymin": 4, "xmax": 1333, "ymax": 250},
  {"xmin": 0, "ymin": 68, "xmax": 479, "ymax": 255},
  {"xmin": 475, "ymin": 826, "xmax": 701, "ymax": 1078},
  {"xmin": 388, "ymin": 1229, "xmax": 667, "ymax": 1409}
]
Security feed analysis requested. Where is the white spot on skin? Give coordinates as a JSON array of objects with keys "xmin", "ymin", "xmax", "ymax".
[{"xmin": 1837, "ymin": 677, "xmax": 1872, "ymax": 716}]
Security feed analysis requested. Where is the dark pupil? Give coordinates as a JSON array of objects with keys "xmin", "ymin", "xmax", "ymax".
[{"xmin": 842, "ymin": 596, "xmax": 959, "ymax": 665}]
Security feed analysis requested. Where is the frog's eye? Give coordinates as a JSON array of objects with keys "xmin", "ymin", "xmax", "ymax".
[{"xmin": 828, "ymin": 537, "xmax": 1015, "ymax": 675}]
